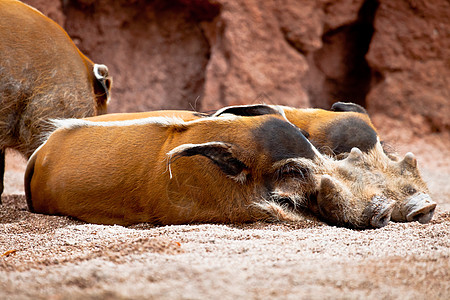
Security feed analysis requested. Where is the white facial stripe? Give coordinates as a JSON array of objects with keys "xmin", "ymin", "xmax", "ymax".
[
  {"xmin": 273, "ymin": 157, "xmax": 322, "ymax": 173},
  {"xmin": 268, "ymin": 105, "xmax": 288, "ymax": 121},
  {"xmin": 211, "ymin": 104, "xmax": 269, "ymax": 117},
  {"xmin": 205, "ymin": 106, "xmax": 323, "ymax": 161},
  {"xmin": 310, "ymin": 143, "xmax": 325, "ymax": 160},
  {"xmin": 212, "ymin": 105, "xmax": 236, "ymax": 116},
  {"xmin": 276, "ymin": 105, "xmax": 318, "ymax": 113}
]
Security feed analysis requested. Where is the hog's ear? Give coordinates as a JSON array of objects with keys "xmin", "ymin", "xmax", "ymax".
[
  {"xmin": 331, "ymin": 102, "xmax": 368, "ymax": 115},
  {"xmin": 345, "ymin": 147, "xmax": 364, "ymax": 162},
  {"xmin": 213, "ymin": 104, "xmax": 282, "ymax": 117},
  {"xmin": 93, "ymin": 64, "xmax": 112, "ymax": 107},
  {"xmin": 400, "ymin": 152, "xmax": 417, "ymax": 169},
  {"xmin": 167, "ymin": 142, "xmax": 248, "ymax": 180}
]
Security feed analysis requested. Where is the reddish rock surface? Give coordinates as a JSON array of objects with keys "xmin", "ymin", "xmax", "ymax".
[
  {"xmin": 367, "ymin": 0, "xmax": 450, "ymax": 137},
  {"xmin": 22, "ymin": 0, "xmax": 449, "ymax": 141}
]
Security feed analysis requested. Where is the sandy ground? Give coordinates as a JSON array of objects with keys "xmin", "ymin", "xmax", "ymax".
[{"xmin": 1, "ymin": 135, "xmax": 449, "ymax": 299}]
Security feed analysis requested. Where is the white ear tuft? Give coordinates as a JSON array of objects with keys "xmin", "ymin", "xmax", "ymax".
[{"xmin": 93, "ymin": 64, "xmax": 109, "ymax": 80}]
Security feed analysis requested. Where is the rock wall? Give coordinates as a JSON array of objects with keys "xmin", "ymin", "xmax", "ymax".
[
  {"xmin": 22, "ymin": 0, "xmax": 450, "ymax": 138},
  {"xmin": 366, "ymin": 0, "xmax": 450, "ymax": 137}
]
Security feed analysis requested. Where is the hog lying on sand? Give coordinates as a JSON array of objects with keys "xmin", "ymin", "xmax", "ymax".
[
  {"xmin": 25, "ymin": 114, "xmax": 394, "ymax": 228},
  {"xmin": 274, "ymin": 103, "xmax": 436, "ymax": 224},
  {"xmin": 0, "ymin": 0, "xmax": 111, "ymax": 199},
  {"xmin": 87, "ymin": 103, "xmax": 436, "ymax": 224},
  {"xmin": 214, "ymin": 103, "xmax": 437, "ymax": 224}
]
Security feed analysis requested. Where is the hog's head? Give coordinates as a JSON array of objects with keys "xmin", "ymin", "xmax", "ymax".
[
  {"xmin": 383, "ymin": 152, "xmax": 436, "ymax": 224},
  {"xmin": 340, "ymin": 143, "xmax": 436, "ymax": 224},
  {"xmin": 315, "ymin": 148, "xmax": 394, "ymax": 229},
  {"xmin": 266, "ymin": 148, "xmax": 395, "ymax": 229}
]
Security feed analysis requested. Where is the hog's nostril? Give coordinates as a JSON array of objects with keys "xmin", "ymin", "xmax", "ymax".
[
  {"xmin": 412, "ymin": 213, "xmax": 425, "ymax": 221},
  {"xmin": 405, "ymin": 194, "xmax": 437, "ymax": 223},
  {"xmin": 370, "ymin": 200, "xmax": 395, "ymax": 228},
  {"xmin": 409, "ymin": 203, "xmax": 437, "ymax": 224},
  {"xmin": 372, "ymin": 214, "xmax": 389, "ymax": 228},
  {"xmin": 379, "ymin": 215, "xmax": 389, "ymax": 226},
  {"xmin": 371, "ymin": 209, "xmax": 392, "ymax": 228}
]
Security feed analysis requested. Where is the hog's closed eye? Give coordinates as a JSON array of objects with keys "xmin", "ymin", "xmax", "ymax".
[
  {"xmin": 279, "ymin": 164, "xmax": 309, "ymax": 179},
  {"xmin": 403, "ymin": 185, "xmax": 417, "ymax": 195}
]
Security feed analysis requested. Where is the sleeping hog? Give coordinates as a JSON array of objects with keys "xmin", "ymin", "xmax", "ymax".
[
  {"xmin": 25, "ymin": 114, "xmax": 394, "ymax": 228},
  {"xmin": 87, "ymin": 103, "xmax": 435, "ymax": 224},
  {"xmin": 214, "ymin": 103, "xmax": 437, "ymax": 224}
]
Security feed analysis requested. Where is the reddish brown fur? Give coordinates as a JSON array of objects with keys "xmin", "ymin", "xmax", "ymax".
[
  {"xmin": 89, "ymin": 111, "xmax": 199, "ymax": 122},
  {"xmin": 26, "ymin": 115, "xmax": 308, "ymax": 225},
  {"xmin": 280, "ymin": 107, "xmax": 377, "ymax": 154},
  {"xmin": 25, "ymin": 115, "xmax": 392, "ymax": 228},
  {"xmin": 0, "ymin": 0, "xmax": 111, "ymax": 196},
  {"xmin": 87, "ymin": 106, "xmax": 435, "ymax": 223},
  {"xmin": 89, "ymin": 107, "xmax": 378, "ymax": 156}
]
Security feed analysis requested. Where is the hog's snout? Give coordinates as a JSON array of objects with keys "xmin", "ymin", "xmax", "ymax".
[
  {"xmin": 405, "ymin": 193, "xmax": 437, "ymax": 224},
  {"xmin": 369, "ymin": 197, "xmax": 395, "ymax": 228}
]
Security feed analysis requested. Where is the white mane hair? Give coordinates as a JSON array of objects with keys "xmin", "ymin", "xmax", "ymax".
[
  {"xmin": 49, "ymin": 116, "xmax": 184, "ymax": 130},
  {"xmin": 32, "ymin": 115, "xmax": 240, "ymax": 162},
  {"xmin": 49, "ymin": 114, "xmax": 243, "ymax": 130}
]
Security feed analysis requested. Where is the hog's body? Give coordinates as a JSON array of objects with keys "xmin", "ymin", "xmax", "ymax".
[
  {"xmin": 0, "ymin": 0, "xmax": 111, "ymax": 197},
  {"xmin": 87, "ymin": 104, "xmax": 436, "ymax": 224},
  {"xmin": 25, "ymin": 115, "xmax": 393, "ymax": 228}
]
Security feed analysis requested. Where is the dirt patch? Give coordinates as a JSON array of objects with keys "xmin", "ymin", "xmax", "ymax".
[{"xmin": 1, "ymin": 141, "xmax": 449, "ymax": 299}]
